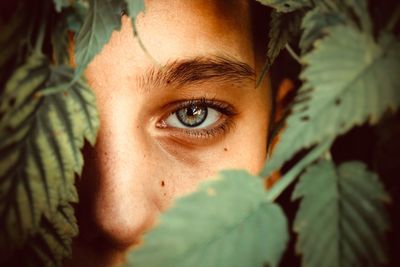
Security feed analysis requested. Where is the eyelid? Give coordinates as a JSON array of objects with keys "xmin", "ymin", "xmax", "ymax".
[{"xmin": 161, "ymin": 98, "xmax": 237, "ymax": 119}]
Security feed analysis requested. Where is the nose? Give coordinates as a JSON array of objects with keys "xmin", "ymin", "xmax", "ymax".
[{"xmin": 76, "ymin": 115, "xmax": 160, "ymax": 250}]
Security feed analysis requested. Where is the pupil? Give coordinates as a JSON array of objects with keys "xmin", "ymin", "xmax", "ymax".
[{"xmin": 177, "ymin": 105, "xmax": 208, "ymax": 127}]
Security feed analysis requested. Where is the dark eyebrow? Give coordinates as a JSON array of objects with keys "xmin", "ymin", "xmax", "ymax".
[{"xmin": 137, "ymin": 56, "xmax": 255, "ymax": 90}]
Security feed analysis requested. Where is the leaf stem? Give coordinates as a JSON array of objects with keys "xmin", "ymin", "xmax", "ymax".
[
  {"xmin": 34, "ymin": 2, "xmax": 49, "ymax": 54},
  {"xmin": 285, "ymin": 44, "xmax": 302, "ymax": 64},
  {"xmin": 265, "ymin": 139, "xmax": 333, "ymax": 202},
  {"xmin": 255, "ymin": 60, "xmax": 270, "ymax": 88},
  {"xmin": 386, "ymin": 4, "xmax": 400, "ymax": 32},
  {"xmin": 133, "ymin": 21, "xmax": 159, "ymax": 66}
]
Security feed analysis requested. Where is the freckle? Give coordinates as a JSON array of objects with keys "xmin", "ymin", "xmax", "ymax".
[
  {"xmin": 104, "ymin": 152, "xmax": 108, "ymax": 156},
  {"xmin": 224, "ymin": 147, "xmax": 228, "ymax": 152},
  {"xmin": 161, "ymin": 180, "xmax": 165, "ymax": 187},
  {"xmin": 164, "ymin": 193, "xmax": 167, "ymax": 196}
]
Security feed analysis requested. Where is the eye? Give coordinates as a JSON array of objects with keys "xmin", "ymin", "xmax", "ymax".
[
  {"xmin": 165, "ymin": 104, "xmax": 221, "ymax": 129},
  {"xmin": 156, "ymin": 99, "xmax": 238, "ymax": 141}
]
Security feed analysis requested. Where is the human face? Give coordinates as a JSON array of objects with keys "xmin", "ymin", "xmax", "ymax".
[{"xmin": 65, "ymin": 0, "xmax": 271, "ymax": 266}]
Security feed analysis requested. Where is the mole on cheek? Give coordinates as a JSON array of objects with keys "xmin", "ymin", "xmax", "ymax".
[
  {"xmin": 224, "ymin": 147, "xmax": 228, "ymax": 152},
  {"xmin": 161, "ymin": 180, "xmax": 165, "ymax": 187}
]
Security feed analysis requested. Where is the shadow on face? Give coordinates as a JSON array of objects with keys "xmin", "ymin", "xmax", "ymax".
[{"xmin": 64, "ymin": 1, "xmax": 271, "ymax": 266}]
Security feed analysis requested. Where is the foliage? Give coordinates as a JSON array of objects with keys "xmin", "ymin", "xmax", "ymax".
[
  {"xmin": 74, "ymin": 0, "xmax": 123, "ymax": 79},
  {"xmin": 292, "ymin": 160, "xmax": 390, "ymax": 267},
  {"xmin": 0, "ymin": 0, "xmax": 399, "ymax": 266},
  {"xmin": 261, "ymin": 25, "xmax": 400, "ymax": 178},
  {"xmin": 0, "ymin": 51, "xmax": 98, "ymax": 265},
  {"xmin": 126, "ymin": 171, "xmax": 288, "ymax": 267}
]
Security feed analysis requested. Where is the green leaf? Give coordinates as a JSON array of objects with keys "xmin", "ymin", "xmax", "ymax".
[
  {"xmin": 261, "ymin": 26, "xmax": 400, "ymax": 177},
  {"xmin": 255, "ymin": 0, "xmax": 310, "ymax": 13},
  {"xmin": 0, "ymin": 6, "xmax": 25, "ymax": 66},
  {"xmin": 0, "ymin": 53, "xmax": 99, "ymax": 260},
  {"xmin": 52, "ymin": 3, "xmax": 87, "ymax": 65},
  {"xmin": 344, "ymin": 0, "xmax": 372, "ymax": 32},
  {"xmin": 258, "ymin": 9, "xmax": 302, "ymax": 84},
  {"xmin": 126, "ymin": 170, "xmax": 288, "ymax": 267},
  {"xmin": 298, "ymin": 0, "xmax": 371, "ymax": 54},
  {"xmin": 292, "ymin": 160, "xmax": 390, "ymax": 267},
  {"xmin": 313, "ymin": 0, "xmax": 371, "ymax": 32},
  {"xmin": 125, "ymin": 0, "xmax": 145, "ymax": 19},
  {"xmin": 74, "ymin": 0, "xmax": 123, "ymax": 78},
  {"xmin": 53, "ymin": 0, "xmax": 71, "ymax": 12},
  {"xmin": 3, "ymin": 203, "xmax": 78, "ymax": 267},
  {"xmin": 0, "ymin": 3, "xmax": 30, "ymax": 84},
  {"xmin": 299, "ymin": 7, "xmax": 345, "ymax": 54}
]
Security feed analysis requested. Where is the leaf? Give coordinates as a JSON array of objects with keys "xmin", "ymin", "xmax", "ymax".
[
  {"xmin": 315, "ymin": 0, "xmax": 371, "ymax": 32},
  {"xmin": 3, "ymin": 203, "xmax": 78, "ymax": 267},
  {"xmin": 299, "ymin": 7, "xmax": 345, "ymax": 54},
  {"xmin": 125, "ymin": 0, "xmax": 145, "ymax": 19},
  {"xmin": 52, "ymin": 4, "xmax": 86, "ymax": 65},
  {"xmin": 0, "ymin": 5, "xmax": 26, "ymax": 66},
  {"xmin": 0, "ymin": 2, "xmax": 30, "ymax": 84},
  {"xmin": 299, "ymin": 0, "xmax": 371, "ymax": 54},
  {"xmin": 255, "ymin": 0, "xmax": 310, "ymax": 13},
  {"xmin": 0, "ymin": 53, "xmax": 99, "ymax": 259},
  {"xmin": 265, "ymin": 139, "xmax": 334, "ymax": 202},
  {"xmin": 344, "ymin": 0, "xmax": 372, "ymax": 32},
  {"xmin": 292, "ymin": 160, "xmax": 390, "ymax": 267},
  {"xmin": 53, "ymin": 0, "xmax": 71, "ymax": 12},
  {"xmin": 258, "ymin": 9, "xmax": 303, "ymax": 84},
  {"xmin": 126, "ymin": 170, "xmax": 288, "ymax": 267},
  {"xmin": 74, "ymin": 0, "xmax": 123, "ymax": 78},
  {"xmin": 261, "ymin": 26, "xmax": 400, "ymax": 177}
]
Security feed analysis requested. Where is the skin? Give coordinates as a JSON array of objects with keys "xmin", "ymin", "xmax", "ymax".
[{"xmin": 65, "ymin": 0, "xmax": 271, "ymax": 266}]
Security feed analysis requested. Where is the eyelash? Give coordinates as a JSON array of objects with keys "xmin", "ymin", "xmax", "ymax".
[{"xmin": 158, "ymin": 98, "xmax": 237, "ymax": 140}]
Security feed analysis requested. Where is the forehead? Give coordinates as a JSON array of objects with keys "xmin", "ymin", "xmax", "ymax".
[{"xmin": 86, "ymin": 0, "xmax": 255, "ymax": 80}]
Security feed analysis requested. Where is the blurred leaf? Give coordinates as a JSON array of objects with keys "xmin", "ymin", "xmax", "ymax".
[
  {"xmin": 126, "ymin": 170, "xmax": 288, "ymax": 267},
  {"xmin": 343, "ymin": 0, "xmax": 372, "ymax": 32},
  {"xmin": 292, "ymin": 160, "xmax": 390, "ymax": 267},
  {"xmin": 125, "ymin": 0, "xmax": 145, "ymax": 19},
  {"xmin": 255, "ymin": 0, "xmax": 310, "ymax": 13},
  {"xmin": 0, "ymin": 6, "xmax": 25, "ymax": 67},
  {"xmin": 261, "ymin": 26, "xmax": 400, "ymax": 177},
  {"xmin": 298, "ymin": 0, "xmax": 371, "ymax": 54},
  {"xmin": 299, "ymin": 7, "xmax": 345, "ymax": 54},
  {"xmin": 53, "ymin": 0, "xmax": 71, "ymax": 12},
  {"xmin": 3, "ymin": 204, "xmax": 78, "ymax": 267},
  {"xmin": 0, "ymin": 3, "xmax": 31, "ymax": 84},
  {"xmin": 0, "ymin": 53, "xmax": 99, "ymax": 261},
  {"xmin": 52, "ymin": 4, "xmax": 87, "ymax": 65},
  {"xmin": 258, "ymin": 10, "xmax": 303, "ymax": 84},
  {"xmin": 74, "ymin": 0, "xmax": 123, "ymax": 78}
]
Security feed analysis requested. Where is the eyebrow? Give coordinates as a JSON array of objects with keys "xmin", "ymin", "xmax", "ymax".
[{"xmin": 137, "ymin": 56, "xmax": 256, "ymax": 90}]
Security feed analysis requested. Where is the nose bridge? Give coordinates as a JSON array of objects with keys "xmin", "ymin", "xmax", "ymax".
[{"xmin": 81, "ymin": 104, "xmax": 159, "ymax": 249}]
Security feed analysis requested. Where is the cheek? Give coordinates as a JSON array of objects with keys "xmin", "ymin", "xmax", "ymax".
[{"xmin": 152, "ymin": 117, "xmax": 269, "ymax": 212}]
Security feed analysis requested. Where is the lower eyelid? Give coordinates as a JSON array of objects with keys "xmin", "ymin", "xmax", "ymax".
[{"xmin": 159, "ymin": 118, "xmax": 235, "ymax": 142}]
